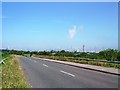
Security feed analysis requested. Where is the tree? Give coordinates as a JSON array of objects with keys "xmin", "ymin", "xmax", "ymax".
[
  {"xmin": 79, "ymin": 52, "xmax": 88, "ymax": 58},
  {"xmin": 117, "ymin": 51, "xmax": 120, "ymax": 61},
  {"xmin": 99, "ymin": 49, "xmax": 118, "ymax": 61}
]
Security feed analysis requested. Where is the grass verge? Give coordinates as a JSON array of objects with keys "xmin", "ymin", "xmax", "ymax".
[
  {"xmin": 36, "ymin": 55, "xmax": 120, "ymax": 69},
  {"xmin": 0, "ymin": 67, "xmax": 1, "ymax": 89},
  {"xmin": 2, "ymin": 55, "xmax": 29, "ymax": 88}
]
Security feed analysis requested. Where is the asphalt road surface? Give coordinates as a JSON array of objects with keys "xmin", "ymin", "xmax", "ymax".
[{"xmin": 19, "ymin": 56, "xmax": 118, "ymax": 88}]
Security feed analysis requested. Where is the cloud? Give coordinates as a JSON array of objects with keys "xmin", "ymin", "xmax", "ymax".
[{"xmin": 68, "ymin": 25, "xmax": 77, "ymax": 39}]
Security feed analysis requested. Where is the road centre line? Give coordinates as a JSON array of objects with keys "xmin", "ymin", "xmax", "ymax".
[
  {"xmin": 43, "ymin": 64, "xmax": 48, "ymax": 67},
  {"xmin": 34, "ymin": 61, "xmax": 37, "ymax": 63},
  {"xmin": 60, "ymin": 70, "xmax": 75, "ymax": 77}
]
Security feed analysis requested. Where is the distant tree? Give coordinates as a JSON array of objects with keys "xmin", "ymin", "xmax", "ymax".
[
  {"xmin": 117, "ymin": 51, "xmax": 120, "ymax": 61},
  {"xmin": 88, "ymin": 53, "xmax": 98, "ymax": 59},
  {"xmin": 99, "ymin": 49, "xmax": 118, "ymax": 61},
  {"xmin": 79, "ymin": 52, "xmax": 88, "ymax": 58},
  {"xmin": 50, "ymin": 50, "xmax": 56, "ymax": 53},
  {"xmin": 61, "ymin": 50, "xmax": 65, "ymax": 53}
]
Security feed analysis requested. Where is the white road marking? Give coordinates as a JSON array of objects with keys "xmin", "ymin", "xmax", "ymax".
[
  {"xmin": 60, "ymin": 70, "xmax": 75, "ymax": 77},
  {"xmin": 34, "ymin": 61, "xmax": 37, "ymax": 63},
  {"xmin": 43, "ymin": 64, "xmax": 48, "ymax": 67}
]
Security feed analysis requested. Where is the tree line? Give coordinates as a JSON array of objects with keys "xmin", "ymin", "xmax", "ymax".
[{"xmin": 1, "ymin": 48, "xmax": 120, "ymax": 61}]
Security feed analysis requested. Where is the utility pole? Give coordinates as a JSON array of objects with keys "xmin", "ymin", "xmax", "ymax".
[{"xmin": 83, "ymin": 45, "xmax": 85, "ymax": 52}]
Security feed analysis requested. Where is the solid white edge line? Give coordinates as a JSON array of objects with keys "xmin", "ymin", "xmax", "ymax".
[{"xmin": 60, "ymin": 70, "xmax": 75, "ymax": 77}]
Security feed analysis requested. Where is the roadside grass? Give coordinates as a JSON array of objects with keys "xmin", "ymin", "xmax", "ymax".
[
  {"xmin": 0, "ymin": 52, "xmax": 2, "ymax": 61},
  {"xmin": 0, "ymin": 52, "xmax": 2, "ymax": 89},
  {"xmin": 2, "ymin": 55, "xmax": 29, "ymax": 88},
  {"xmin": 36, "ymin": 55, "xmax": 120, "ymax": 69}
]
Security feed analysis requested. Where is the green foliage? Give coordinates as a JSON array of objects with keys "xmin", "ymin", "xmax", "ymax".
[
  {"xmin": 99, "ymin": 49, "xmax": 118, "ymax": 61},
  {"xmin": 1, "ymin": 48, "xmax": 120, "ymax": 61},
  {"xmin": 117, "ymin": 51, "xmax": 120, "ymax": 61},
  {"xmin": 2, "ymin": 52, "xmax": 10, "ymax": 59},
  {"xmin": 38, "ymin": 51, "xmax": 51, "ymax": 56},
  {"xmin": 0, "ymin": 52, "xmax": 2, "ymax": 59},
  {"xmin": 79, "ymin": 52, "xmax": 88, "ymax": 58},
  {"xmin": 2, "ymin": 55, "xmax": 29, "ymax": 88},
  {"xmin": 36, "ymin": 55, "xmax": 120, "ymax": 69},
  {"xmin": 54, "ymin": 50, "xmax": 74, "ymax": 57}
]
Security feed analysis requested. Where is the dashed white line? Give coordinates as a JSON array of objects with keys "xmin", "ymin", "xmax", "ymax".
[
  {"xmin": 60, "ymin": 70, "xmax": 75, "ymax": 77},
  {"xmin": 34, "ymin": 61, "xmax": 37, "ymax": 63},
  {"xmin": 43, "ymin": 64, "xmax": 48, "ymax": 67}
]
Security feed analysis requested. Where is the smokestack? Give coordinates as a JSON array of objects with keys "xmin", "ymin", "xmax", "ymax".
[{"xmin": 83, "ymin": 45, "xmax": 85, "ymax": 52}]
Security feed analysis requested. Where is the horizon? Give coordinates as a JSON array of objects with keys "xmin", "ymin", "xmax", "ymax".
[
  {"xmin": 0, "ymin": 48, "xmax": 118, "ymax": 53},
  {"xmin": 2, "ymin": 2, "xmax": 118, "ymax": 52}
]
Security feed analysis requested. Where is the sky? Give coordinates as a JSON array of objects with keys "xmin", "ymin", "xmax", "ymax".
[{"xmin": 2, "ymin": 2, "xmax": 118, "ymax": 52}]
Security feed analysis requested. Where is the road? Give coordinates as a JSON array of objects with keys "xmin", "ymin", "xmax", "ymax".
[{"xmin": 19, "ymin": 56, "xmax": 118, "ymax": 88}]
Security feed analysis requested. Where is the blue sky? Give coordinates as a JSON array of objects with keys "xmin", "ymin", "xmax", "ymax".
[{"xmin": 2, "ymin": 2, "xmax": 118, "ymax": 52}]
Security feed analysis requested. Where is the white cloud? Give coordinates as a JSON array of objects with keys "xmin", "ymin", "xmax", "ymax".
[{"xmin": 68, "ymin": 25, "xmax": 77, "ymax": 39}]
